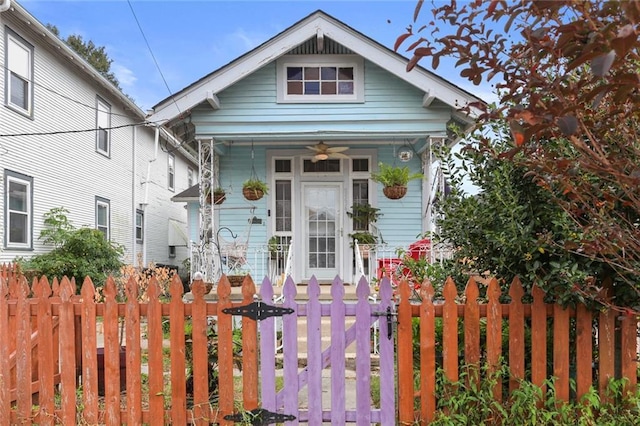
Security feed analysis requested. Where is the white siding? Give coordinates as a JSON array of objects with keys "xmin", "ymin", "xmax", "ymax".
[{"xmin": 0, "ymin": 11, "xmax": 196, "ymax": 273}]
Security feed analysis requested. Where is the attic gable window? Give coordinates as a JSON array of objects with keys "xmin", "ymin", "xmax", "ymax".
[{"xmin": 277, "ymin": 55, "xmax": 364, "ymax": 103}]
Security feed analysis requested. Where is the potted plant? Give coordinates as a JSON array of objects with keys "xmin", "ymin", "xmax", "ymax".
[
  {"xmin": 370, "ymin": 162, "xmax": 423, "ymax": 200},
  {"xmin": 206, "ymin": 187, "xmax": 226, "ymax": 205},
  {"xmin": 347, "ymin": 203, "xmax": 382, "ymax": 258},
  {"xmin": 268, "ymin": 235, "xmax": 283, "ymax": 260},
  {"xmin": 242, "ymin": 178, "xmax": 269, "ymax": 201}
]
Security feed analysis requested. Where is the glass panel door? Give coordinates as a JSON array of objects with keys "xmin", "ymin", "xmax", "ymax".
[{"xmin": 303, "ymin": 183, "xmax": 341, "ymax": 280}]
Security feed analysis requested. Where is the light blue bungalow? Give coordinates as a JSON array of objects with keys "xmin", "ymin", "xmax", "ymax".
[{"xmin": 150, "ymin": 10, "xmax": 482, "ymax": 286}]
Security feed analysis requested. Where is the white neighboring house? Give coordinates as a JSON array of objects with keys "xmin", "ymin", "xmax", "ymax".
[{"xmin": 0, "ymin": 0, "xmax": 197, "ymax": 272}]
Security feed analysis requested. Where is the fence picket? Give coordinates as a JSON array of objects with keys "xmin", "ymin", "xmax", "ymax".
[
  {"xmin": 575, "ymin": 303, "xmax": 593, "ymax": 399},
  {"xmin": 216, "ymin": 276, "xmax": 234, "ymax": 425},
  {"xmin": 464, "ymin": 277, "xmax": 480, "ymax": 381},
  {"xmin": 330, "ymin": 276, "xmax": 347, "ymax": 425},
  {"xmin": 15, "ymin": 278, "xmax": 31, "ymax": 423},
  {"xmin": 259, "ymin": 277, "xmax": 277, "ymax": 413},
  {"xmin": 419, "ymin": 280, "xmax": 436, "ymax": 423},
  {"xmin": 442, "ymin": 278, "xmax": 458, "ymax": 382},
  {"xmin": 598, "ymin": 284, "xmax": 616, "ymax": 402},
  {"xmin": 620, "ymin": 312, "xmax": 638, "ymax": 393},
  {"xmin": 146, "ymin": 278, "xmax": 165, "ymax": 424},
  {"xmin": 306, "ymin": 277, "xmax": 323, "ymax": 423},
  {"xmin": 355, "ymin": 277, "xmax": 372, "ymax": 425},
  {"xmin": 169, "ymin": 275, "xmax": 187, "ymax": 425},
  {"xmin": 191, "ymin": 278, "xmax": 210, "ymax": 425},
  {"xmin": 58, "ymin": 278, "xmax": 77, "ymax": 424},
  {"xmin": 34, "ymin": 277, "xmax": 54, "ymax": 426},
  {"xmin": 508, "ymin": 277, "xmax": 525, "ymax": 392},
  {"xmin": 531, "ymin": 285, "xmax": 547, "ymax": 396},
  {"xmin": 281, "ymin": 276, "xmax": 299, "ymax": 425},
  {"xmin": 124, "ymin": 276, "xmax": 142, "ymax": 424},
  {"xmin": 397, "ymin": 279, "xmax": 413, "ymax": 424},
  {"xmin": 80, "ymin": 278, "xmax": 99, "ymax": 423},
  {"xmin": 553, "ymin": 303, "xmax": 570, "ymax": 401},
  {"xmin": 486, "ymin": 278, "xmax": 502, "ymax": 401},
  {"xmin": 377, "ymin": 277, "xmax": 395, "ymax": 425},
  {"xmin": 103, "ymin": 277, "xmax": 121, "ymax": 424},
  {"xmin": 0, "ymin": 275, "xmax": 9, "ymax": 425},
  {"xmin": 241, "ymin": 276, "xmax": 259, "ymax": 411}
]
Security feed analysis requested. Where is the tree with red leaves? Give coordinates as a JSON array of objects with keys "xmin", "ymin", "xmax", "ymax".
[{"xmin": 397, "ymin": 0, "xmax": 640, "ymax": 309}]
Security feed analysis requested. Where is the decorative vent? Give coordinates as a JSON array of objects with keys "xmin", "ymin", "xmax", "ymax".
[{"xmin": 288, "ymin": 37, "xmax": 354, "ymax": 55}]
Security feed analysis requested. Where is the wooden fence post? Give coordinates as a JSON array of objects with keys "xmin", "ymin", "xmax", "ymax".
[
  {"xmin": 169, "ymin": 275, "xmax": 187, "ymax": 425},
  {"xmin": 419, "ymin": 280, "xmax": 436, "ymax": 423},
  {"xmin": 508, "ymin": 277, "xmax": 525, "ymax": 393},
  {"xmin": 486, "ymin": 278, "xmax": 502, "ymax": 401},
  {"xmin": 397, "ymin": 279, "xmax": 413, "ymax": 425}
]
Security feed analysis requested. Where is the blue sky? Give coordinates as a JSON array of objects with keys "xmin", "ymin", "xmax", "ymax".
[{"xmin": 21, "ymin": 0, "xmax": 495, "ymax": 112}]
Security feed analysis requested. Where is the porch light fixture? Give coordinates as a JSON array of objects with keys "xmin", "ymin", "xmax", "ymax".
[
  {"xmin": 398, "ymin": 147, "xmax": 413, "ymax": 162},
  {"xmin": 314, "ymin": 153, "xmax": 329, "ymax": 161}
]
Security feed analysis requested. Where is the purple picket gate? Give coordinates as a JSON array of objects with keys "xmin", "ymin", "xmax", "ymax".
[{"xmin": 259, "ymin": 275, "xmax": 396, "ymax": 425}]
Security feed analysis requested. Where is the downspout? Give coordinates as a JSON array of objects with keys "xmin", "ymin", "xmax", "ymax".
[
  {"xmin": 132, "ymin": 124, "xmax": 137, "ymax": 267},
  {"xmin": 141, "ymin": 125, "xmax": 160, "ymax": 266},
  {"xmin": 0, "ymin": 0, "xmax": 11, "ymax": 13}
]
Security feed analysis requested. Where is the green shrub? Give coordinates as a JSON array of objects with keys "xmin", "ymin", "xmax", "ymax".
[{"xmin": 18, "ymin": 207, "xmax": 124, "ymax": 290}]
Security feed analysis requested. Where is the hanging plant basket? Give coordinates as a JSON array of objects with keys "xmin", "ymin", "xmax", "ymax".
[
  {"xmin": 242, "ymin": 187, "xmax": 264, "ymax": 201},
  {"xmin": 383, "ymin": 185, "xmax": 407, "ymax": 200},
  {"xmin": 213, "ymin": 192, "xmax": 226, "ymax": 205}
]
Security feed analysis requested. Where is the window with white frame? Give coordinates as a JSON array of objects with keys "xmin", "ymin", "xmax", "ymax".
[
  {"xmin": 5, "ymin": 30, "xmax": 34, "ymax": 116},
  {"xmin": 96, "ymin": 97, "xmax": 111, "ymax": 156},
  {"xmin": 95, "ymin": 197, "xmax": 110, "ymax": 239},
  {"xmin": 187, "ymin": 167, "xmax": 194, "ymax": 187},
  {"xmin": 274, "ymin": 159, "xmax": 292, "ymax": 233},
  {"xmin": 351, "ymin": 158, "xmax": 371, "ymax": 231},
  {"xmin": 136, "ymin": 210, "xmax": 144, "ymax": 242},
  {"xmin": 4, "ymin": 170, "xmax": 32, "ymax": 249},
  {"xmin": 168, "ymin": 154, "xmax": 175, "ymax": 191},
  {"xmin": 277, "ymin": 55, "xmax": 364, "ymax": 103}
]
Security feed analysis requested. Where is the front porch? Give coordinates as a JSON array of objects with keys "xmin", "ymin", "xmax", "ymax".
[{"xmin": 188, "ymin": 237, "xmax": 451, "ymax": 289}]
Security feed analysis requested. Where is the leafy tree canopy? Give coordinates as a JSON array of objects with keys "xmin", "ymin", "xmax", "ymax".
[
  {"xmin": 398, "ymin": 0, "xmax": 640, "ymax": 309},
  {"xmin": 46, "ymin": 24, "xmax": 121, "ymax": 90}
]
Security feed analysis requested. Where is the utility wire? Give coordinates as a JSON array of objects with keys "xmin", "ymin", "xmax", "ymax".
[
  {"xmin": 0, "ymin": 122, "xmax": 145, "ymax": 138},
  {"xmin": 126, "ymin": 0, "xmax": 181, "ymax": 115}
]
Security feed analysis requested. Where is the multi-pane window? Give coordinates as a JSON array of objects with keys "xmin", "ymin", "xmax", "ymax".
[
  {"xmin": 5, "ymin": 171, "xmax": 32, "ymax": 249},
  {"xmin": 168, "ymin": 154, "xmax": 175, "ymax": 191},
  {"xmin": 96, "ymin": 98, "xmax": 111, "ymax": 156},
  {"xmin": 303, "ymin": 159, "xmax": 341, "ymax": 173},
  {"xmin": 275, "ymin": 180, "xmax": 292, "ymax": 232},
  {"xmin": 352, "ymin": 180, "xmax": 370, "ymax": 231},
  {"xmin": 95, "ymin": 197, "xmax": 110, "ymax": 239},
  {"xmin": 286, "ymin": 66, "xmax": 354, "ymax": 96},
  {"xmin": 6, "ymin": 31, "xmax": 33, "ymax": 115},
  {"xmin": 135, "ymin": 210, "xmax": 144, "ymax": 242},
  {"xmin": 278, "ymin": 56, "xmax": 363, "ymax": 103}
]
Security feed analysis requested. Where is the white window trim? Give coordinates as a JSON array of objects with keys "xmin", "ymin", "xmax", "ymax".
[
  {"xmin": 276, "ymin": 55, "xmax": 364, "ymax": 103},
  {"xmin": 135, "ymin": 209, "xmax": 144, "ymax": 243},
  {"xmin": 5, "ymin": 29, "xmax": 34, "ymax": 117},
  {"xmin": 168, "ymin": 153, "xmax": 175, "ymax": 191},
  {"xmin": 96, "ymin": 97, "xmax": 111, "ymax": 157},
  {"xmin": 95, "ymin": 196, "xmax": 110, "ymax": 240},
  {"xmin": 4, "ymin": 170, "xmax": 33, "ymax": 249}
]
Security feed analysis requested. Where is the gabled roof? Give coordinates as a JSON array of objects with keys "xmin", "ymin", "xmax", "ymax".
[{"xmin": 148, "ymin": 10, "xmax": 483, "ymax": 125}]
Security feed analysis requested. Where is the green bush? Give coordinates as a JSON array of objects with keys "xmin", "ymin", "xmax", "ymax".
[
  {"xmin": 429, "ymin": 363, "xmax": 640, "ymax": 425},
  {"xmin": 18, "ymin": 208, "xmax": 124, "ymax": 290}
]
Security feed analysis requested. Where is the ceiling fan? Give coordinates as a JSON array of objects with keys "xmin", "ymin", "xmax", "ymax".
[{"xmin": 305, "ymin": 142, "xmax": 350, "ymax": 162}]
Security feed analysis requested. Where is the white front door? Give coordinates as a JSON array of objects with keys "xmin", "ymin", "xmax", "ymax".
[{"xmin": 302, "ymin": 183, "xmax": 342, "ymax": 280}]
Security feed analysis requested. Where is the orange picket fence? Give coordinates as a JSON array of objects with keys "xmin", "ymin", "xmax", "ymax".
[{"xmin": 395, "ymin": 276, "xmax": 639, "ymax": 424}]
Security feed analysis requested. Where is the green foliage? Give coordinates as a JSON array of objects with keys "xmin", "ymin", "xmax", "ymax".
[
  {"xmin": 46, "ymin": 24, "xmax": 121, "ymax": 90},
  {"xmin": 184, "ymin": 321, "xmax": 243, "ymax": 406},
  {"xmin": 18, "ymin": 208, "xmax": 124, "ymax": 290},
  {"xmin": 242, "ymin": 178, "xmax": 269, "ymax": 194},
  {"xmin": 347, "ymin": 203, "xmax": 382, "ymax": 246},
  {"xmin": 430, "ymin": 364, "xmax": 640, "ymax": 425},
  {"xmin": 433, "ymin": 130, "xmax": 612, "ymax": 306},
  {"xmin": 370, "ymin": 162, "xmax": 423, "ymax": 187}
]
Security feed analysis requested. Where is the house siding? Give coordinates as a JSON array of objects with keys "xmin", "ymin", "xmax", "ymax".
[
  {"xmin": 0, "ymin": 11, "xmax": 195, "ymax": 272},
  {"xmin": 192, "ymin": 60, "xmax": 451, "ymax": 138}
]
